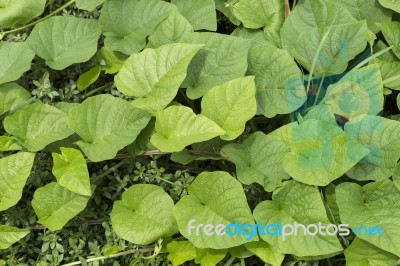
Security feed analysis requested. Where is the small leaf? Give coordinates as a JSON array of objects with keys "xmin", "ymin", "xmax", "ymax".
[
  {"xmin": 0, "ymin": 225, "xmax": 29, "ymax": 250},
  {"xmin": 77, "ymin": 66, "xmax": 101, "ymax": 91},
  {"xmin": 374, "ymin": 58, "xmax": 400, "ymax": 90},
  {"xmin": 214, "ymin": 0, "xmax": 240, "ymax": 26},
  {"xmin": 150, "ymin": 106, "xmax": 225, "ymax": 152},
  {"xmin": 194, "ymin": 248, "xmax": 227, "ymax": 266},
  {"xmin": 244, "ymin": 240, "xmax": 285, "ymax": 266},
  {"xmin": 32, "ymin": 182, "xmax": 90, "ymax": 231},
  {"xmin": 167, "ymin": 241, "xmax": 196, "ymax": 266},
  {"xmin": 0, "ymin": 82, "xmax": 31, "ymax": 116},
  {"xmin": 253, "ymin": 180, "xmax": 343, "ymax": 257},
  {"xmin": 173, "ymin": 171, "xmax": 256, "ymax": 249},
  {"xmin": 99, "ymin": 47, "xmax": 127, "ymax": 74},
  {"xmin": 75, "ymin": 0, "xmax": 106, "ymax": 11},
  {"xmin": 171, "ymin": 0, "xmax": 217, "ymax": 31},
  {"xmin": 115, "ymin": 43, "xmax": 203, "ymax": 114},
  {"xmin": 0, "ymin": 0, "xmax": 46, "ymax": 27},
  {"xmin": 52, "ymin": 148, "xmax": 91, "ymax": 196},
  {"xmin": 102, "ymin": 245, "xmax": 125, "ymax": 257},
  {"xmin": 201, "ymin": 76, "xmax": 257, "ymax": 140},
  {"xmin": 68, "ymin": 94, "xmax": 151, "ymax": 162},
  {"xmin": 0, "ymin": 42, "xmax": 35, "ymax": 85},
  {"xmin": 0, "ymin": 136, "xmax": 23, "ymax": 151},
  {"xmin": 110, "ymin": 184, "xmax": 178, "ymax": 245},
  {"xmin": 27, "ymin": 16, "xmax": 102, "ymax": 70},
  {"xmin": 0, "ymin": 152, "xmax": 35, "ymax": 211},
  {"xmin": 4, "ymin": 102, "xmax": 73, "ymax": 151},
  {"xmin": 221, "ymin": 132, "xmax": 289, "ymax": 192},
  {"xmin": 345, "ymin": 238, "xmax": 398, "ymax": 266},
  {"xmin": 376, "ymin": 21, "xmax": 400, "ymax": 60},
  {"xmin": 378, "ymin": 0, "xmax": 400, "ymax": 14}
]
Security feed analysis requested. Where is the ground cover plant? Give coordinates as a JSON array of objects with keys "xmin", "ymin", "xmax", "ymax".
[{"xmin": 1, "ymin": 0, "xmax": 400, "ymax": 265}]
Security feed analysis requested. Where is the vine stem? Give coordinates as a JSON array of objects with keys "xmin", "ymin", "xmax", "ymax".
[
  {"xmin": 0, "ymin": 0, "xmax": 76, "ymax": 39},
  {"xmin": 95, "ymin": 159, "xmax": 128, "ymax": 179},
  {"xmin": 60, "ymin": 249, "xmax": 137, "ymax": 266}
]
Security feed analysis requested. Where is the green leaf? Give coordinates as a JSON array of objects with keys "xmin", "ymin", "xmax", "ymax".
[
  {"xmin": 0, "ymin": 225, "xmax": 29, "ymax": 250},
  {"xmin": 147, "ymin": 10, "xmax": 194, "ymax": 48},
  {"xmin": 0, "ymin": 0, "xmax": 46, "ymax": 27},
  {"xmin": 99, "ymin": 47, "xmax": 127, "ymax": 74},
  {"xmin": 322, "ymin": 65, "xmax": 384, "ymax": 120},
  {"xmin": 378, "ymin": 0, "xmax": 400, "ymax": 13},
  {"xmin": 291, "ymin": 21, "xmax": 368, "ymax": 75},
  {"xmin": 170, "ymin": 138, "xmax": 224, "ymax": 165},
  {"xmin": 376, "ymin": 21, "xmax": 400, "ymax": 60},
  {"xmin": 102, "ymin": 245, "xmax": 125, "ymax": 257},
  {"xmin": 244, "ymin": 240, "xmax": 285, "ymax": 266},
  {"xmin": 324, "ymin": 184, "xmax": 341, "ymax": 224},
  {"xmin": 77, "ymin": 66, "xmax": 101, "ymax": 91},
  {"xmin": 221, "ymin": 132, "xmax": 289, "ymax": 192},
  {"xmin": 338, "ymin": 0, "xmax": 392, "ymax": 33},
  {"xmin": 0, "ymin": 42, "xmax": 35, "ymax": 85},
  {"xmin": 52, "ymin": 148, "xmax": 91, "ymax": 196},
  {"xmin": 150, "ymin": 106, "xmax": 225, "ymax": 152},
  {"xmin": 182, "ymin": 33, "xmax": 251, "ymax": 99},
  {"xmin": 99, "ymin": 0, "xmax": 175, "ymax": 55},
  {"xmin": 0, "ymin": 136, "xmax": 23, "ymax": 151},
  {"xmin": 214, "ymin": 0, "xmax": 240, "ymax": 26},
  {"xmin": 336, "ymin": 180, "xmax": 400, "ymax": 256},
  {"xmin": 281, "ymin": 0, "xmax": 357, "ymax": 54},
  {"xmin": 345, "ymin": 238, "xmax": 398, "ymax": 266},
  {"xmin": 68, "ymin": 95, "xmax": 151, "ymax": 162},
  {"xmin": 27, "ymin": 16, "xmax": 102, "ymax": 70},
  {"xmin": 272, "ymin": 119, "xmax": 369, "ymax": 186},
  {"xmin": 0, "ymin": 82, "xmax": 31, "ymax": 116},
  {"xmin": 231, "ymin": 27, "xmax": 269, "ymax": 48},
  {"xmin": 32, "ymin": 182, "xmax": 89, "ymax": 231},
  {"xmin": 374, "ymin": 59, "xmax": 400, "ymax": 90},
  {"xmin": 201, "ymin": 76, "xmax": 257, "ymax": 140},
  {"xmin": 110, "ymin": 184, "xmax": 178, "ymax": 245},
  {"xmin": 194, "ymin": 248, "xmax": 227, "ymax": 266},
  {"xmin": 304, "ymin": 104, "xmax": 337, "ymax": 125},
  {"xmin": 167, "ymin": 241, "xmax": 196, "ymax": 266},
  {"xmin": 75, "ymin": 0, "xmax": 106, "ymax": 11},
  {"xmin": 115, "ymin": 43, "xmax": 203, "ymax": 114},
  {"xmin": 171, "ymin": 0, "xmax": 217, "ymax": 31},
  {"xmin": 253, "ymin": 180, "xmax": 343, "ymax": 257},
  {"xmin": 0, "ymin": 152, "xmax": 35, "ymax": 211},
  {"xmin": 247, "ymin": 44, "xmax": 307, "ymax": 118},
  {"xmin": 173, "ymin": 171, "xmax": 256, "ymax": 249},
  {"xmin": 4, "ymin": 102, "xmax": 73, "ymax": 151},
  {"xmin": 344, "ymin": 115, "xmax": 400, "ymax": 180}
]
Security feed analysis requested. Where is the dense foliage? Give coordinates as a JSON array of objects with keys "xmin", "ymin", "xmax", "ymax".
[{"xmin": 1, "ymin": 0, "xmax": 400, "ymax": 265}]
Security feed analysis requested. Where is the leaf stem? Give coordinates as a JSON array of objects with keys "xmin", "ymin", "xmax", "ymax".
[
  {"xmin": 95, "ymin": 159, "xmax": 128, "ymax": 179},
  {"xmin": 60, "ymin": 249, "xmax": 137, "ymax": 266},
  {"xmin": 352, "ymin": 45, "xmax": 394, "ymax": 71},
  {"xmin": 0, "ymin": 0, "xmax": 77, "ymax": 39},
  {"xmin": 223, "ymin": 256, "xmax": 236, "ymax": 266},
  {"xmin": 383, "ymin": 74, "xmax": 400, "ymax": 86},
  {"xmin": 84, "ymin": 82, "xmax": 114, "ymax": 98},
  {"xmin": 179, "ymin": 89, "xmax": 198, "ymax": 113}
]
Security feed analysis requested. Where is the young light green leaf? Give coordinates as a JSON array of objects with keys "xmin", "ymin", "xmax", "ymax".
[
  {"xmin": 167, "ymin": 241, "xmax": 196, "ymax": 266},
  {"xmin": 0, "ymin": 152, "xmax": 35, "ymax": 211},
  {"xmin": 376, "ymin": 21, "xmax": 400, "ymax": 60},
  {"xmin": 150, "ymin": 106, "xmax": 225, "ymax": 152},
  {"xmin": 4, "ymin": 102, "xmax": 73, "ymax": 151},
  {"xmin": 338, "ymin": 0, "xmax": 392, "ymax": 33},
  {"xmin": 336, "ymin": 180, "xmax": 400, "ymax": 256},
  {"xmin": 271, "ymin": 119, "xmax": 369, "ymax": 186},
  {"xmin": 99, "ymin": 47, "xmax": 127, "ymax": 75},
  {"xmin": 201, "ymin": 76, "xmax": 257, "ymax": 140},
  {"xmin": 77, "ymin": 66, "xmax": 101, "ymax": 91},
  {"xmin": 0, "ymin": 0, "xmax": 46, "ymax": 27},
  {"xmin": 378, "ymin": 0, "xmax": 400, "ymax": 14},
  {"xmin": 32, "ymin": 182, "xmax": 89, "ymax": 231},
  {"xmin": 173, "ymin": 171, "xmax": 256, "ymax": 249},
  {"xmin": 280, "ymin": 0, "xmax": 357, "ymax": 54},
  {"xmin": 344, "ymin": 238, "xmax": 398, "ymax": 266},
  {"xmin": 75, "ymin": 0, "xmax": 106, "ymax": 11},
  {"xmin": 115, "ymin": 43, "xmax": 203, "ymax": 114},
  {"xmin": 147, "ymin": 10, "xmax": 194, "ymax": 48},
  {"xmin": 244, "ymin": 240, "xmax": 285, "ymax": 266},
  {"xmin": 27, "ymin": 16, "xmax": 102, "ymax": 70},
  {"xmin": 0, "ymin": 225, "xmax": 29, "ymax": 250},
  {"xmin": 221, "ymin": 132, "xmax": 289, "ymax": 192},
  {"xmin": 374, "ymin": 59, "xmax": 400, "ymax": 90},
  {"xmin": 99, "ymin": 0, "xmax": 175, "ymax": 55},
  {"xmin": 0, "ymin": 42, "xmax": 35, "ymax": 85},
  {"xmin": 291, "ymin": 21, "xmax": 368, "ymax": 76},
  {"xmin": 322, "ymin": 65, "xmax": 384, "ymax": 120},
  {"xmin": 0, "ymin": 136, "xmax": 23, "ymax": 151},
  {"xmin": 110, "ymin": 184, "xmax": 178, "ymax": 245},
  {"xmin": 344, "ymin": 115, "xmax": 400, "ymax": 180},
  {"xmin": 0, "ymin": 83, "xmax": 31, "ymax": 116},
  {"xmin": 52, "ymin": 148, "xmax": 91, "ymax": 196},
  {"xmin": 171, "ymin": 0, "xmax": 217, "ymax": 31},
  {"xmin": 247, "ymin": 44, "xmax": 307, "ymax": 118},
  {"xmin": 68, "ymin": 94, "xmax": 151, "ymax": 162},
  {"xmin": 182, "ymin": 33, "xmax": 251, "ymax": 99},
  {"xmin": 253, "ymin": 180, "xmax": 343, "ymax": 257},
  {"xmin": 194, "ymin": 248, "xmax": 227, "ymax": 266}
]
